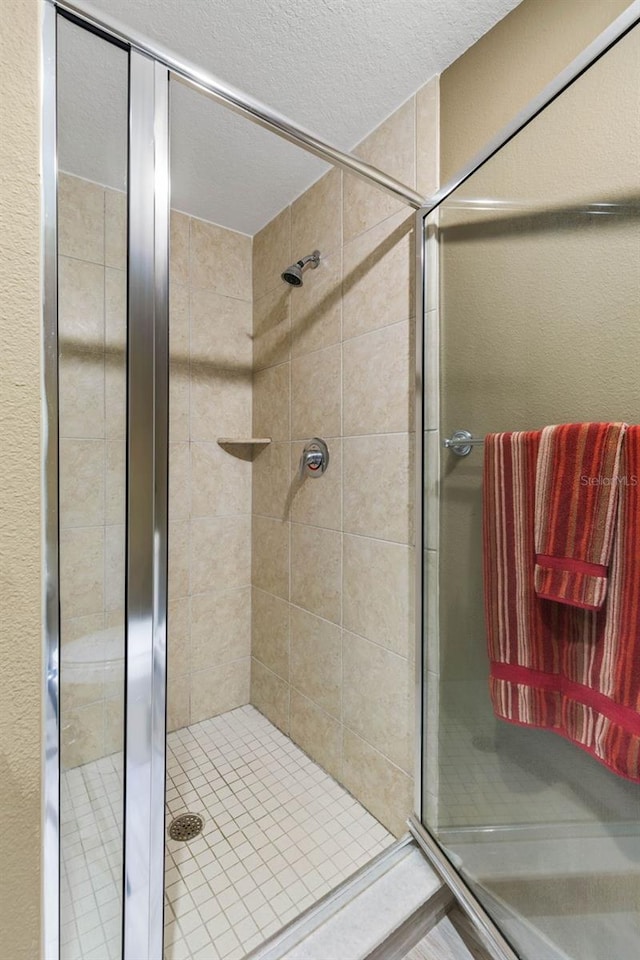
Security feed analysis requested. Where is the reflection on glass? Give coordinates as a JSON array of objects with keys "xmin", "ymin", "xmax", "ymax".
[
  {"xmin": 425, "ymin": 23, "xmax": 640, "ymax": 960},
  {"xmin": 57, "ymin": 18, "xmax": 127, "ymax": 960}
]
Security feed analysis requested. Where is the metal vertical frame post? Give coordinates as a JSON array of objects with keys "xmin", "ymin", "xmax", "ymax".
[
  {"xmin": 413, "ymin": 207, "xmax": 426, "ymax": 821},
  {"xmin": 42, "ymin": 3, "xmax": 60, "ymax": 957},
  {"xmin": 124, "ymin": 51, "xmax": 169, "ymax": 960}
]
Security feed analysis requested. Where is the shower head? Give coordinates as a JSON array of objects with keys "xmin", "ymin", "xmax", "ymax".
[{"xmin": 281, "ymin": 250, "xmax": 320, "ymax": 287}]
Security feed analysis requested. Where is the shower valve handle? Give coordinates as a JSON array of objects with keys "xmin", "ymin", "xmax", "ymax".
[{"xmin": 301, "ymin": 438, "xmax": 329, "ymax": 477}]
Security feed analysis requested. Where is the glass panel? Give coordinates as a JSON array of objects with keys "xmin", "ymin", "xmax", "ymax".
[
  {"xmin": 424, "ymin": 23, "xmax": 640, "ymax": 960},
  {"xmin": 57, "ymin": 18, "xmax": 127, "ymax": 960},
  {"xmin": 164, "ymin": 77, "xmax": 406, "ymax": 957}
]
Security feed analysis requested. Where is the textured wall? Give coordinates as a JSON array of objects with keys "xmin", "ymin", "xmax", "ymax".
[
  {"xmin": 249, "ymin": 79, "xmax": 439, "ymax": 837},
  {"xmin": 0, "ymin": 0, "xmax": 42, "ymax": 956},
  {"xmin": 440, "ymin": 0, "xmax": 634, "ymax": 182}
]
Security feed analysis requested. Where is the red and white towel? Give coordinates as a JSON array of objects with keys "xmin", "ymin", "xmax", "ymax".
[
  {"xmin": 534, "ymin": 422, "xmax": 627, "ymax": 610},
  {"xmin": 483, "ymin": 427, "xmax": 640, "ymax": 782}
]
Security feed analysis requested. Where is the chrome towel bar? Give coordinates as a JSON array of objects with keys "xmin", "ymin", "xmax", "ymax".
[{"xmin": 443, "ymin": 430, "xmax": 485, "ymax": 457}]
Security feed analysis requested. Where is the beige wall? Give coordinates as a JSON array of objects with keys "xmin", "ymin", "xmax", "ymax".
[
  {"xmin": 249, "ymin": 80, "xmax": 438, "ymax": 837},
  {"xmin": 0, "ymin": 0, "xmax": 42, "ymax": 956},
  {"xmin": 440, "ymin": 0, "xmax": 634, "ymax": 182},
  {"xmin": 167, "ymin": 210, "xmax": 254, "ymax": 730}
]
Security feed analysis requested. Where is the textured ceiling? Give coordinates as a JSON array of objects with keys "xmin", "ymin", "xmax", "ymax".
[{"xmin": 58, "ymin": 0, "xmax": 522, "ymax": 234}]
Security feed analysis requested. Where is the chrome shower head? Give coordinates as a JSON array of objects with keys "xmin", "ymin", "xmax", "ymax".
[{"xmin": 281, "ymin": 250, "xmax": 320, "ymax": 287}]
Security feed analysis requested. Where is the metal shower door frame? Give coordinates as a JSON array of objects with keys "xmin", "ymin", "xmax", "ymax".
[
  {"xmin": 42, "ymin": 8, "xmax": 171, "ymax": 958},
  {"xmin": 124, "ymin": 51, "xmax": 170, "ymax": 960}
]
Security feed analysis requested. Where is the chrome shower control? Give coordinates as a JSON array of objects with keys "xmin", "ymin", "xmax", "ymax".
[{"xmin": 301, "ymin": 438, "xmax": 329, "ymax": 477}]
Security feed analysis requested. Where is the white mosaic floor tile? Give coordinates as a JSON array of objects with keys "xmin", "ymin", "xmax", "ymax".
[{"xmin": 60, "ymin": 705, "xmax": 392, "ymax": 960}]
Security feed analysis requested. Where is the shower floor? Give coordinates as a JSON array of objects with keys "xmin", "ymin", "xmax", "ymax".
[{"xmin": 61, "ymin": 705, "xmax": 392, "ymax": 960}]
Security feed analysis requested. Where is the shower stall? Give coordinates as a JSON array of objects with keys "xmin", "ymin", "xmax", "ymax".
[{"xmin": 43, "ymin": 1, "xmax": 640, "ymax": 959}]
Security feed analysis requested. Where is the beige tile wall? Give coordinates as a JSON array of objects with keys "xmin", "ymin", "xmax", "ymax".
[
  {"xmin": 167, "ymin": 208, "xmax": 253, "ymax": 731},
  {"xmin": 59, "ymin": 175, "xmax": 254, "ymax": 761},
  {"xmin": 250, "ymin": 79, "xmax": 439, "ymax": 837},
  {"xmin": 58, "ymin": 173, "xmax": 127, "ymax": 768}
]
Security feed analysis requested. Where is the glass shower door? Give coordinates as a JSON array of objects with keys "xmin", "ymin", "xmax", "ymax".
[
  {"xmin": 56, "ymin": 17, "xmax": 128, "ymax": 960},
  {"xmin": 53, "ymin": 10, "xmax": 170, "ymax": 958},
  {"xmin": 423, "ymin": 21, "xmax": 640, "ymax": 960}
]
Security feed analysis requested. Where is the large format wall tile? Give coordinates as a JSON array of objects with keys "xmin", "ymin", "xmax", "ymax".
[
  {"xmin": 190, "ymin": 586, "xmax": 251, "ymax": 668},
  {"xmin": 416, "ymin": 77, "xmax": 439, "ymax": 198},
  {"xmin": 168, "ymin": 598, "xmax": 191, "ymax": 681},
  {"xmin": 343, "ymin": 433, "xmax": 412, "ymax": 543},
  {"xmin": 344, "ymin": 99, "xmax": 416, "ymax": 244},
  {"xmin": 252, "ymin": 587, "xmax": 290, "ymax": 680},
  {"xmin": 170, "ymin": 211, "xmax": 190, "ymax": 286},
  {"xmin": 191, "ymin": 441, "xmax": 251, "ymax": 519},
  {"xmin": 343, "ymin": 321, "xmax": 411, "ymax": 436},
  {"xmin": 290, "ymin": 439, "xmax": 342, "ymax": 531},
  {"xmin": 59, "ymin": 354, "xmax": 105, "ymax": 440},
  {"xmin": 290, "ymin": 523, "xmax": 341, "ymax": 624},
  {"xmin": 253, "ymin": 207, "xmax": 291, "ymax": 301},
  {"xmin": 343, "ymin": 535, "xmax": 413, "ymax": 657},
  {"xmin": 190, "ymin": 287, "xmax": 252, "ymax": 369},
  {"xmin": 342, "ymin": 630, "xmax": 411, "ymax": 773},
  {"xmin": 250, "ymin": 658, "xmax": 290, "ymax": 734},
  {"xmin": 59, "ymin": 439, "xmax": 105, "ymax": 529},
  {"xmin": 168, "ymin": 520, "xmax": 190, "ymax": 602},
  {"xmin": 291, "ymin": 343, "xmax": 341, "ymax": 440},
  {"xmin": 191, "ymin": 658, "xmax": 251, "ymax": 723},
  {"xmin": 170, "ymin": 281, "xmax": 189, "ymax": 360},
  {"xmin": 253, "ymin": 362, "xmax": 290, "ymax": 441},
  {"xmin": 191, "ymin": 516, "xmax": 251, "ymax": 595},
  {"xmin": 167, "ymin": 675, "xmax": 190, "ymax": 733},
  {"xmin": 290, "ymin": 251, "xmax": 342, "ymax": 358},
  {"xmin": 252, "ymin": 442, "xmax": 291, "ymax": 521},
  {"xmin": 169, "ymin": 441, "xmax": 190, "ymax": 522},
  {"xmin": 58, "ymin": 256, "xmax": 104, "ymax": 350},
  {"xmin": 290, "ymin": 606, "xmax": 342, "ymax": 718},
  {"xmin": 190, "ymin": 367, "xmax": 252, "ymax": 441},
  {"xmin": 58, "ymin": 173, "xmax": 104, "ymax": 264},
  {"xmin": 342, "ymin": 729, "xmax": 414, "ymax": 838},
  {"xmin": 59, "ymin": 526, "xmax": 105, "ymax": 621},
  {"xmin": 190, "ymin": 218, "xmax": 251, "ymax": 301},
  {"xmin": 252, "ymin": 516, "xmax": 289, "ymax": 599},
  {"xmin": 291, "ymin": 168, "xmax": 342, "ymax": 262},
  {"xmin": 253, "ymin": 285, "xmax": 291, "ymax": 371},
  {"xmin": 105, "ymin": 187, "xmax": 126, "ymax": 271},
  {"xmin": 290, "ymin": 690, "xmax": 342, "ymax": 782},
  {"xmin": 342, "ymin": 210, "xmax": 414, "ymax": 340}
]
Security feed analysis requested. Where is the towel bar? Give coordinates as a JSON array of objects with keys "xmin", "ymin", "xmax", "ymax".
[{"xmin": 443, "ymin": 430, "xmax": 485, "ymax": 457}]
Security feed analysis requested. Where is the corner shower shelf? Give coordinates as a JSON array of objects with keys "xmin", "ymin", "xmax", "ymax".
[{"xmin": 217, "ymin": 437, "xmax": 271, "ymax": 460}]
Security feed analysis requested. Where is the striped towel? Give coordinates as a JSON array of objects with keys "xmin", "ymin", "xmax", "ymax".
[
  {"xmin": 534, "ymin": 422, "xmax": 627, "ymax": 610},
  {"xmin": 483, "ymin": 428, "xmax": 640, "ymax": 782}
]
